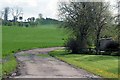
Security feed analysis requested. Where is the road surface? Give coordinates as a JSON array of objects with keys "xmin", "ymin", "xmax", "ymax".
[{"xmin": 11, "ymin": 47, "xmax": 100, "ymax": 78}]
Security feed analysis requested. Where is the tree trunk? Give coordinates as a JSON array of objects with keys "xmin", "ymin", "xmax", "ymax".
[
  {"xmin": 78, "ymin": 34, "xmax": 87, "ymax": 53},
  {"xmin": 96, "ymin": 32, "xmax": 100, "ymax": 54}
]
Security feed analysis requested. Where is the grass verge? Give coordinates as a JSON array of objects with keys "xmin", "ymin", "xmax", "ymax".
[
  {"xmin": 2, "ymin": 54, "xmax": 17, "ymax": 77},
  {"xmin": 49, "ymin": 49, "xmax": 119, "ymax": 78}
]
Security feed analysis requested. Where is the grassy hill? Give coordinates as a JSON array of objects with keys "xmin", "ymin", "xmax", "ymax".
[{"xmin": 2, "ymin": 24, "xmax": 67, "ymax": 57}]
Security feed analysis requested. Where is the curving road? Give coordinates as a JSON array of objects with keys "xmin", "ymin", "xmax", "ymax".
[{"xmin": 11, "ymin": 47, "xmax": 100, "ymax": 78}]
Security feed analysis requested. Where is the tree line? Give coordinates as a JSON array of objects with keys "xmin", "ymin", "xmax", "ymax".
[{"xmin": 0, "ymin": 7, "xmax": 61, "ymax": 27}]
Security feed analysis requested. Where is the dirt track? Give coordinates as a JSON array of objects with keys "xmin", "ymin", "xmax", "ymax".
[{"xmin": 12, "ymin": 47, "xmax": 100, "ymax": 78}]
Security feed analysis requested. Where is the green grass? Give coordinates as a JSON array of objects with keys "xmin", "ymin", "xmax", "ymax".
[
  {"xmin": 2, "ymin": 24, "xmax": 67, "ymax": 57},
  {"xmin": 2, "ymin": 55, "xmax": 17, "ymax": 76},
  {"xmin": 2, "ymin": 24, "xmax": 67, "ymax": 76},
  {"xmin": 49, "ymin": 50, "xmax": 119, "ymax": 78}
]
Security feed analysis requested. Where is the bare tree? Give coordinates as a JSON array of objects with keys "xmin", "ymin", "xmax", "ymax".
[
  {"xmin": 11, "ymin": 6, "xmax": 23, "ymax": 22},
  {"xmin": 27, "ymin": 18, "xmax": 31, "ymax": 22},
  {"xmin": 0, "ymin": 10, "xmax": 4, "ymax": 19},
  {"xmin": 110, "ymin": 0, "xmax": 120, "ymax": 43},
  {"xmin": 4, "ymin": 7, "xmax": 10, "ymax": 21},
  {"xmin": 117, "ymin": 0, "xmax": 120, "ymax": 43},
  {"xmin": 0, "ymin": 11, "xmax": 3, "ymax": 26},
  {"xmin": 90, "ymin": 2, "xmax": 112, "ymax": 53},
  {"xmin": 38, "ymin": 13, "xmax": 43, "ymax": 19},
  {"xmin": 31, "ymin": 17, "xmax": 35, "ymax": 22},
  {"xmin": 0, "ymin": 7, "xmax": 10, "ymax": 21},
  {"xmin": 0, "ymin": 7, "xmax": 10, "ymax": 26}
]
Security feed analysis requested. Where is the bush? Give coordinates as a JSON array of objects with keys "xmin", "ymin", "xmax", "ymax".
[
  {"xmin": 65, "ymin": 38, "xmax": 79, "ymax": 53},
  {"xmin": 65, "ymin": 38, "xmax": 93, "ymax": 54},
  {"xmin": 25, "ymin": 23, "xmax": 30, "ymax": 27},
  {"xmin": 111, "ymin": 52, "xmax": 119, "ymax": 56}
]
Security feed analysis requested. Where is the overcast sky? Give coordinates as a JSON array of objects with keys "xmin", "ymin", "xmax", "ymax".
[{"xmin": 0, "ymin": 0, "xmax": 117, "ymax": 21}]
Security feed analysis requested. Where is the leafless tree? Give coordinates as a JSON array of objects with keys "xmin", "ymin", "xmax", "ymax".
[
  {"xmin": 38, "ymin": 13, "xmax": 43, "ymax": 19},
  {"xmin": 0, "ymin": 7, "xmax": 10, "ymax": 21},
  {"xmin": 90, "ymin": 2, "xmax": 112, "ymax": 53},
  {"xmin": 0, "ymin": 11, "xmax": 4, "ymax": 19},
  {"xmin": 0, "ymin": 11, "xmax": 3, "ymax": 26},
  {"xmin": 11, "ymin": 6, "xmax": 23, "ymax": 22},
  {"xmin": 4, "ymin": 7, "xmax": 10, "ymax": 21},
  {"xmin": 117, "ymin": 0, "xmax": 120, "ymax": 43}
]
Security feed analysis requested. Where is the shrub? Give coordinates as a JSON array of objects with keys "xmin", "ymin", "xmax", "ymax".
[{"xmin": 65, "ymin": 38, "xmax": 79, "ymax": 53}]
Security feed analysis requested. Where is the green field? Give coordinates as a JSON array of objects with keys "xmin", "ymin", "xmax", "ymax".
[
  {"xmin": 2, "ymin": 24, "xmax": 67, "ymax": 76},
  {"xmin": 2, "ymin": 25, "xmax": 67, "ymax": 57},
  {"xmin": 49, "ymin": 50, "xmax": 119, "ymax": 78}
]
